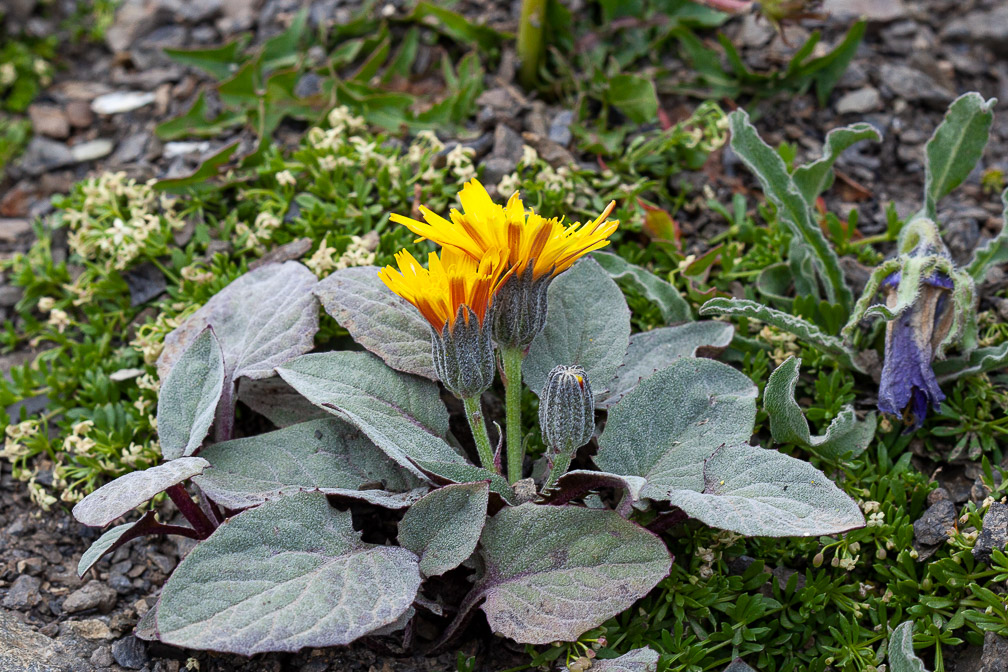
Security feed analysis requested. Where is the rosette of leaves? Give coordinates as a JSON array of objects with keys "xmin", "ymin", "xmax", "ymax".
[{"xmin": 71, "ymin": 251, "xmax": 863, "ymax": 656}]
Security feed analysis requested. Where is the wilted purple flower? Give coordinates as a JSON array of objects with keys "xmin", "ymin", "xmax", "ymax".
[{"xmin": 877, "ymin": 271, "xmax": 954, "ymax": 429}]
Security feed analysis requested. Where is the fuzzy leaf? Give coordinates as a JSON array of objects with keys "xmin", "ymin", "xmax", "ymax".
[
  {"xmin": 793, "ymin": 123, "xmax": 881, "ymax": 205},
  {"xmin": 597, "ymin": 321, "xmax": 735, "ymax": 409},
  {"xmin": 933, "ymin": 341, "xmax": 1008, "ymax": 382},
  {"xmin": 924, "ymin": 93, "xmax": 996, "ymax": 218},
  {"xmin": 156, "ymin": 492, "xmax": 421, "ymax": 654},
  {"xmin": 157, "ymin": 262, "xmax": 319, "ymax": 388},
  {"xmin": 277, "ymin": 351, "xmax": 462, "ymax": 479},
  {"xmin": 764, "ymin": 357, "xmax": 876, "ymax": 459},
  {"xmin": 524, "ymin": 257, "xmax": 630, "ymax": 396},
  {"xmin": 413, "ymin": 460, "xmax": 517, "ymax": 506},
  {"xmin": 724, "ymin": 661, "xmax": 758, "ymax": 672},
  {"xmin": 592, "ymin": 251, "xmax": 692, "ymax": 324},
  {"xmin": 78, "ymin": 512, "xmax": 152, "ymax": 576},
  {"xmin": 313, "ymin": 266, "xmax": 435, "ymax": 379},
  {"xmin": 565, "ymin": 648, "xmax": 659, "ymax": 672},
  {"xmin": 398, "ymin": 482, "xmax": 489, "ymax": 577},
  {"xmin": 889, "ymin": 622, "xmax": 929, "ymax": 672},
  {"xmin": 238, "ymin": 376, "xmax": 327, "ymax": 427},
  {"xmin": 728, "ymin": 109, "xmax": 851, "ymax": 309},
  {"xmin": 700, "ymin": 297, "xmax": 860, "ymax": 370},
  {"xmin": 466, "ymin": 504, "xmax": 670, "ymax": 644},
  {"xmin": 157, "ymin": 328, "xmax": 225, "ymax": 460},
  {"xmin": 966, "ymin": 187, "xmax": 1008, "ymax": 283},
  {"xmin": 73, "ymin": 458, "xmax": 209, "ymax": 527},
  {"xmin": 193, "ymin": 418, "xmax": 423, "ymax": 510}
]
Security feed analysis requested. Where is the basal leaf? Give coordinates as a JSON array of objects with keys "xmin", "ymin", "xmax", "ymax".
[
  {"xmin": 792, "ymin": 123, "xmax": 881, "ymax": 205},
  {"xmin": 313, "ymin": 266, "xmax": 435, "ymax": 379},
  {"xmin": 156, "ymin": 492, "xmax": 421, "ymax": 654},
  {"xmin": 728, "ymin": 109, "xmax": 851, "ymax": 310},
  {"xmin": 595, "ymin": 357, "xmax": 757, "ymax": 497},
  {"xmin": 934, "ymin": 341, "xmax": 1008, "ymax": 382},
  {"xmin": 410, "ymin": 2, "xmax": 507, "ymax": 48},
  {"xmin": 238, "ymin": 376, "xmax": 328, "ymax": 428},
  {"xmin": 924, "ymin": 93, "xmax": 996, "ymax": 218},
  {"xmin": 605, "ymin": 74, "xmax": 659, "ymax": 124},
  {"xmin": 78, "ymin": 511, "xmax": 199, "ymax": 577},
  {"xmin": 966, "ymin": 187, "xmax": 1008, "ymax": 283},
  {"xmin": 73, "ymin": 457, "xmax": 209, "ymax": 527},
  {"xmin": 398, "ymin": 482, "xmax": 489, "ymax": 577},
  {"xmin": 157, "ymin": 327, "xmax": 225, "ymax": 460},
  {"xmin": 524, "ymin": 257, "xmax": 631, "ymax": 396},
  {"xmin": 193, "ymin": 418, "xmax": 423, "ymax": 510},
  {"xmin": 665, "ymin": 442, "xmax": 865, "ymax": 537},
  {"xmin": 158, "ymin": 262, "xmax": 319, "ymax": 405},
  {"xmin": 764, "ymin": 357, "xmax": 876, "ymax": 460},
  {"xmin": 889, "ymin": 622, "xmax": 929, "ymax": 672},
  {"xmin": 413, "ymin": 460, "xmax": 517, "ymax": 506},
  {"xmin": 154, "ymin": 141, "xmax": 241, "ymax": 193},
  {"xmin": 466, "ymin": 504, "xmax": 670, "ymax": 644},
  {"xmin": 597, "ymin": 321, "xmax": 734, "ymax": 409},
  {"xmin": 163, "ymin": 38, "xmax": 249, "ymax": 80},
  {"xmin": 155, "ymin": 91, "xmax": 246, "ymax": 141},
  {"xmin": 565, "ymin": 647, "xmax": 659, "ymax": 672},
  {"xmin": 592, "ymin": 251, "xmax": 692, "ymax": 324},
  {"xmin": 277, "ymin": 351, "xmax": 462, "ymax": 478}
]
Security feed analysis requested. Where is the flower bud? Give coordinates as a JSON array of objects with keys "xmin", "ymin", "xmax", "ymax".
[
  {"xmin": 538, "ymin": 365, "xmax": 594, "ymax": 491},
  {"xmin": 491, "ymin": 265, "xmax": 552, "ymax": 349},
  {"xmin": 430, "ymin": 305, "xmax": 496, "ymax": 400}
]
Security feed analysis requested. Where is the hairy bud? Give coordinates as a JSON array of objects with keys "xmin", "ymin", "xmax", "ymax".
[
  {"xmin": 430, "ymin": 305, "xmax": 496, "ymax": 400},
  {"xmin": 538, "ymin": 365, "xmax": 594, "ymax": 491},
  {"xmin": 491, "ymin": 265, "xmax": 552, "ymax": 349}
]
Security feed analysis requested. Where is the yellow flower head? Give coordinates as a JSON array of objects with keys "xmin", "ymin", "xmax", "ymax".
[
  {"xmin": 379, "ymin": 245, "xmax": 511, "ymax": 332},
  {"xmin": 389, "ymin": 179, "xmax": 618, "ymax": 280}
]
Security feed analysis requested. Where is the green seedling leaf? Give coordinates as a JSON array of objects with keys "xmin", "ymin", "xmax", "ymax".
[
  {"xmin": 597, "ymin": 321, "xmax": 735, "ymax": 409},
  {"xmin": 592, "ymin": 251, "xmax": 692, "ymax": 324},
  {"xmin": 78, "ymin": 511, "xmax": 198, "ymax": 577},
  {"xmin": 238, "ymin": 377, "xmax": 328, "ymax": 428},
  {"xmin": 157, "ymin": 492, "xmax": 421, "ymax": 654},
  {"xmin": 793, "ymin": 123, "xmax": 881, "ymax": 205},
  {"xmin": 193, "ymin": 418, "xmax": 424, "ymax": 510},
  {"xmin": 728, "ymin": 109, "xmax": 852, "ymax": 310},
  {"xmin": 398, "ymin": 481, "xmax": 489, "ymax": 577},
  {"xmin": 410, "ymin": 2, "xmax": 507, "ymax": 48},
  {"xmin": 72, "ymin": 457, "xmax": 209, "ymax": 527},
  {"xmin": 412, "ymin": 461, "xmax": 517, "ymax": 507},
  {"xmin": 565, "ymin": 647, "xmax": 659, "ymax": 672},
  {"xmin": 164, "ymin": 37, "xmax": 249, "ymax": 80},
  {"xmin": 889, "ymin": 622, "xmax": 929, "ymax": 672},
  {"xmin": 764, "ymin": 357, "xmax": 876, "ymax": 460},
  {"xmin": 966, "ymin": 186, "xmax": 1008, "ymax": 283},
  {"xmin": 157, "ymin": 327, "xmax": 225, "ymax": 461},
  {"xmin": 524, "ymin": 257, "xmax": 630, "ymax": 396},
  {"xmin": 158, "ymin": 262, "xmax": 319, "ymax": 393},
  {"xmin": 605, "ymin": 74, "xmax": 659, "ymax": 124},
  {"xmin": 933, "ymin": 341, "xmax": 1008, "ymax": 383},
  {"xmin": 260, "ymin": 9, "xmax": 307, "ymax": 72},
  {"xmin": 277, "ymin": 351, "xmax": 463, "ymax": 479},
  {"xmin": 924, "ymin": 92, "xmax": 997, "ymax": 218},
  {"xmin": 700, "ymin": 297, "xmax": 861, "ymax": 371},
  {"xmin": 313, "ymin": 266, "xmax": 435, "ymax": 380},
  {"xmin": 457, "ymin": 504, "xmax": 670, "ymax": 644},
  {"xmin": 154, "ymin": 91, "xmax": 246, "ymax": 140},
  {"xmin": 154, "ymin": 140, "xmax": 240, "ymax": 193},
  {"xmin": 810, "ymin": 20, "xmax": 866, "ymax": 107}
]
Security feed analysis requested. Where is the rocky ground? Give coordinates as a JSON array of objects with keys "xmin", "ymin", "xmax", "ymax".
[{"xmin": 2, "ymin": 0, "xmax": 1008, "ymax": 670}]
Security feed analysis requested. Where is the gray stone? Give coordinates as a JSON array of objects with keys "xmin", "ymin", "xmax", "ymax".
[
  {"xmin": 0, "ymin": 608, "xmax": 86, "ymax": 672},
  {"xmin": 65, "ymin": 101, "xmax": 94, "ymax": 129},
  {"xmin": 90, "ymin": 646, "xmax": 114, "ymax": 668},
  {"xmin": 91, "ymin": 91, "xmax": 156, "ymax": 115},
  {"xmin": 492, "ymin": 123, "xmax": 524, "ymax": 164},
  {"xmin": 823, "ymin": 0, "xmax": 908, "ymax": 22},
  {"xmin": 111, "ymin": 635, "xmax": 148, "ymax": 669},
  {"xmin": 879, "ymin": 63, "xmax": 955, "ymax": 107},
  {"xmin": 835, "ymin": 87, "xmax": 881, "ymax": 114},
  {"xmin": 18, "ymin": 137, "xmax": 75, "ymax": 175},
  {"xmin": 113, "ymin": 133, "xmax": 149, "ymax": 164},
  {"xmin": 737, "ymin": 14, "xmax": 774, "ymax": 48},
  {"xmin": 973, "ymin": 502, "xmax": 1008, "ymax": 564},
  {"xmin": 105, "ymin": 0, "xmax": 171, "ymax": 51},
  {"xmin": 70, "ymin": 139, "xmax": 115, "ymax": 163},
  {"xmin": 943, "ymin": 7, "xmax": 1008, "ymax": 56},
  {"xmin": 2, "ymin": 575, "xmax": 41, "ymax": 610},
  {"xmin": 62, "ymin": 582, "xmax": 118, "ymax": 615},
  {"xmin": 0, "ymin": 218, "xmax": 32, "ymax": 245},
  {"xmin": 548, "ymin": 110, "xmax": 574, "ymax": 146},
  {"xmin": 914, "ymin": 499, "xmax": 957, "ymax": 546},
  {"xmin": 27, "ymin": 105, "xmax": 70, "ymax": 139},
  {"xmin": 980, "ymin": 631, "xmax": 1008, "ymax": 672},
  {"xmin": 481, "ymin": 158, "xmax": 515, "ymax": 192}
]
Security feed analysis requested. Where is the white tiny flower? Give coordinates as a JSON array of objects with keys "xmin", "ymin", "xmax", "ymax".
[{"xmin": 276, "ymin": 170, "xmax": 297, "ymax": 187}]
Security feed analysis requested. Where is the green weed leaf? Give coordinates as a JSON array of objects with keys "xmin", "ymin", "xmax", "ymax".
[
  {"xmin": 924, "ymin": 92, "xmax": 997, "ymax": 218},
  {"xmin": 966, "ymin": 186, "xmax": 1008, "ymax": 283},
  {"xmin": 592, "ymin": 251, "xmax": 692, "ymax": 324},
  {"xmin": 605, "ymin": 74, "xmax": 659, "ymax": 124},
  {"xmin": 793, "ymin": 123, "xmax": 881, "ymax": 205}
]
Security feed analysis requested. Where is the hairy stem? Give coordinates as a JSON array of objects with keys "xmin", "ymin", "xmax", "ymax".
[
  {"xmin": 502, "ymin": 346, "xmax": 525, "ymax": 483},
  {"xmin": 463, "ymin": 395, "xmax": 496, "ymax": 472},
  {"xmin": 214, "ymin": 382, "xmax": 236, "ymax": 443},
  {"xmin": 517, "ymin": 0, "xmax": 546, "ymax": 88},
  {"xmin": 541, "ymin": 441, "xmax": 573, "ymax": 494},
  {"xmin": 166, "ymin": 484, "xmax": 217, "ymax": 538}
]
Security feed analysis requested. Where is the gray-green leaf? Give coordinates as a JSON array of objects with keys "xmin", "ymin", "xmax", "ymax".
[
  {"xmin": 398, "ymin": 481, "xmax": 489, "ymax": 577},
  {"xmin": 193, "ymin": 418, "xmax": 423, "ymax": 510},
  {"xmin": 313, "ymin": 266, "xmax": 435, "ymax": 379},
  {"xmin": 889, "ymin": 622, "xmax": 929, "ymax": 672},
  {"xmin": 277, "ymin": 351, "xmax": 462, "ymax": 478},
  {"xmin": 793, "ymin": 123, "xmax": 881, "ymax": 206},
  {"xmin": 412, "ymin": 460, "xmax": 517, "ymax": 506},
  {"xmin": 966, "ymin": 187, "xmax": 1008, "ymax": 284},
  {"xmin": 565, "ymin": 647, "xmax": 659, "ymax": 672},
  {"xmin": 72, "ymin": 457, "xmax": 209, "ymax": 527},
  {"xmin": 524, "ymin": 257, "xmax": 630, "ymax": 396},
  {"xmin": 78, "ymin": 512, "xmax": 156, "ymax": 576},
  {"xmin": 934, "ymin": 341, "xmax": 1008, "ymax": 382},
  {"xmin": 592, "ymin": 251, "xmax": 691, "ymax": 324},
  {"xmin": 597, "ymin": 321, "xmax": 734, "ymax": 409},
  {"xmin": 156, "ymin": 492, "xmax": 421, "ymax": 654},
  {"xmin": 238, "ymin": 376, "xmax": 328, "ymax": 427},
  {"xmin": 470, "ymin": 504, "xmax": 670, "ymax": 644},
  {"xmin": 764, "ymin": 357, "xmax": 876, "ymax": 459},
  {"xmin": 924, "ymin": 92, "xmax": 996, "ymax": 218},
  {"xmin": 157, "ymin": 327, "xmax": 225, "ymax": 460}
]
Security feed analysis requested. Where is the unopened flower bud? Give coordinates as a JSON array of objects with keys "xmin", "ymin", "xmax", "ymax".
[
  {"xmin": 491, "ymin": 266, "xmax": 552, "ymax": 349},
  {"xmin": 430, "ymin": 305, "xmax": 496, "ymax": 400},
  {"xmin": 812, "ymin": 552, "xmax": 824, "ymax": 567},
  {"xmin": 539, "ymin": 365, "xmax": 594, "ymax": 491}
]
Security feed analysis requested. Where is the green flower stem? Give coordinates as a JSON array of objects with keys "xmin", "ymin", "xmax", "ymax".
[
  {"xmin": 517, "ymin": 0, "xmax": 546, "ymax": 88},
  {"xmin": 502, "ymin": 345, "xmax": 525, "ymax": 483},
  {"xmin": 542, "ymin": 441, "xmax": 573, "ymax": 493},
  {"xmin": 463, "ymin": 395, "xmax": 496, "ymax": 472}
]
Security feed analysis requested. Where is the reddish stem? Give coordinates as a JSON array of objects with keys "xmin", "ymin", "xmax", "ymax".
[{"xmin": 166, "ymin": 484, "xmax": 216, "ymax": 538}]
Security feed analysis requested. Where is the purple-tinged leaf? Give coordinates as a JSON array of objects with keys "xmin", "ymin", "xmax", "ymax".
[
  {"xmin": 157, "ymin": 327, "xmax": 225, "ymax": 460},
  {"xmin": 156, "ymin": 492, "xmax": 421, "ymax": 655},
  {"xmin": 398, "ymin": 482, "xmax": 489, "ymax": 577},
  {"xmin": 78, "ymin": 511, "xmax": 199, "ymax": 577},
  {"xmin": 72, "ymin": 457, "xmax": 209, "ymax": 527},
  {"xmin": 314, "ymin": 266, "xmax": 435, "ymax": 379}
]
